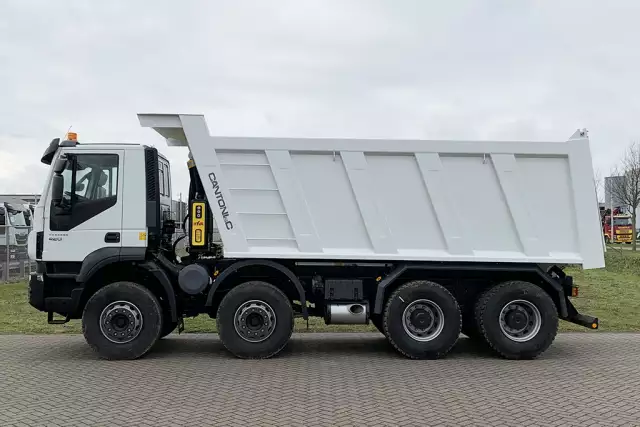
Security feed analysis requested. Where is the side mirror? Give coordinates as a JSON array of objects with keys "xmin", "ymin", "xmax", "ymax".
[
  {"xmin": 51, "ymin": 174, "xmax": 64, "ymax": 206},
  {"xmin": 76, "ymin": 182, "xmax": 85, "ymax": 192}
]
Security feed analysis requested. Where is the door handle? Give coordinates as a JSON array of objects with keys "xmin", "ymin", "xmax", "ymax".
[{"xmin": 104, "ymin": 232, "xmax": 121, "ymax": 243}]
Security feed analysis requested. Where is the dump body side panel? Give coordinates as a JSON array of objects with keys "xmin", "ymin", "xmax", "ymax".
[{"xmin": 138, "ymin": 114, "xmax": 604, "ymax": 269}]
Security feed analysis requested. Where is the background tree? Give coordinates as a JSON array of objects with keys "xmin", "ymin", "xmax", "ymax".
[
  {"xmin": 594, "ymin": 168, "xmax": 603, "ymax": 203},
  {"xmin": 609, "ymin": 142, "xmax": 640, "ymax": 251}
]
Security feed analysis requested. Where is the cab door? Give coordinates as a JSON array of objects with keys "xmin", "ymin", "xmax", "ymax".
[{"xmin": 44, "ymin": 150, "xmax": 124, "ymax": 262}]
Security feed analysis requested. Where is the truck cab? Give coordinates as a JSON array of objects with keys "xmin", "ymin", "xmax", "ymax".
[
  {"xmin": 602, "ymin": 208, "xmax": 634, "ymax": 244},
  {"xmin": 1, "ymin": 200, "xmax": 30, "ymax": 280},
  {"xmin": 1, "ymin": 201, "xmax": 29, "ymax": 246},
  {"xmin": 29, "ymin": 133, "xmax": 173, "ymax": 263}
]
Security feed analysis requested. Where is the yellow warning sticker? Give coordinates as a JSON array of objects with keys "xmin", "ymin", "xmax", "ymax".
[
  {"xmin": 191, "ymin": 201, "xmax": 206, "ymax": 246},
  {"xmin": 139, "ymin": 232, "xmax": 147, "ymax": 241}
]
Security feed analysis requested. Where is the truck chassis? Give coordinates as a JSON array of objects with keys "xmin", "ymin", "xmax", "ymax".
[{"xmin": 29, "ymin": 251, "xmax": 597, "ymax": 360}]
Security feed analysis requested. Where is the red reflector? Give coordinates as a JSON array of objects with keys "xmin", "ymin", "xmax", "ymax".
[{"xmin": 572, "ymin": 287, "xmax": 579, "ymax": 297}]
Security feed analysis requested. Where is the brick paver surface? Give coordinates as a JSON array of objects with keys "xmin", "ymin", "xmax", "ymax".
[{"xmin": 0, "ymin": 333, "xmax": 639, "ymax": 426}]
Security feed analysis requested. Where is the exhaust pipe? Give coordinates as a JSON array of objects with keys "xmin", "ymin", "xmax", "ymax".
[{"xmin": 325, "ymin": 303, "xmax": 368, "ymax": 324}]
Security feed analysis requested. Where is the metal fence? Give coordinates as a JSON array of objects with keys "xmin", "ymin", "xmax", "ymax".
[{"xmin": 1, "ymin": 225, "xmax": 36, "ymax": 283}]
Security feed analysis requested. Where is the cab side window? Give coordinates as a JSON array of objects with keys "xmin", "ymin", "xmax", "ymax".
[
  {"xmin": 50, "ymin": 154, "xmax": 120, "ymax": 231},
  {"xmin": 74, "ymin": 155, "xmax": 118, "ymax": 201},
  {"xmin": 164, "ymin": 163, "xmax": 170, "ymax": 197},
  {"xmin": 159, "ymin": 165, "xmax": 166, "ymax": 196},
  {"xmin": 159, "ymin": 162, "xmax": 170, "ymax": 197}
]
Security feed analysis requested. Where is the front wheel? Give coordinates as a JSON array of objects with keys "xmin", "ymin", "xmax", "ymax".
[
  {"xmin": 383, "ymin": 280, "xmax": 461, "ymax": 359},
  {"xmin": 217, "ymin": 281, "xmax": 294, "ymax": 359},
  {"xmin": 475, "ymin": 281, "xmax": 558, "ymax": 359},
  {"xmin": 82, "ymin": 281, "xmax": 163, "ymax": 360}
]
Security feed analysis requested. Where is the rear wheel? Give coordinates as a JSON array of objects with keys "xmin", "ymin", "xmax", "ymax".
[
  {"xmin": 217, "ymin": 281, "xmax": 294, "ymax": 359},
  {"xmin": 475, "ymin": 281, "xmax": 558, "ymax": 359},
  {"xmin": 383, "ymin": 280, "xmax": 461, "ymax": 359},
  {"xmin": 82, "ymin": 281, "xmax": 163, "ymax": 360}
]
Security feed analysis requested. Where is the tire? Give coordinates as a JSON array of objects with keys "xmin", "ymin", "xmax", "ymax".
[
  {"xmin": 383, "ymin": 280, "xmax": 461, "ymax": 359},
  {"xmin": 216, "ymin": 281, "xmax": 294, "ymax": 359},
  {"xmin": 370, "ymin": 314, "xmax": 385, "ymax": 335},
  {"xmin": 475, "ymin": 281, "xmax": 558, "ymax": 360},
  {"xmin": 82, "ymin": 281, "xmax": 163, "ymax": 360}
]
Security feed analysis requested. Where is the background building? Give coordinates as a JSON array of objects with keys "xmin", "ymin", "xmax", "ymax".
[{"xmin": 0, "ymin": 194, "xmax": 40, "ymax": 205}]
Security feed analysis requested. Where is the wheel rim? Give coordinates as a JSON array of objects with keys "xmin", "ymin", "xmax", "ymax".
[
  {"xmin": 234, "ymin": 300, "xmax": 277, "ymax": 343},
  {"xmin": 99, "ymin": 301, "xmax": 143, "ymax": 344},
  {"xmin": 402, "ymin": 299, "xmax": 445, "ymax": 342},
  {"xmin": 499, "ymin": 299, "xmax": 542, "ymax": 342}
]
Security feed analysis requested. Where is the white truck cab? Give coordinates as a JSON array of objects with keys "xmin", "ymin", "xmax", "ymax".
[
  {"xmin": 29, "ymin": 134, "xmax": 173, "ymax": 263},
  {"xmin": 1, "ymin": 201, "xmax": 29, "ymax": 246},
  {"xmin": 28, "ymin": 116, "xmax": 602, "ymax": 362},
  {"xmin": 1, "ymin": 200, "xmax": 30, "ymax": 280}
]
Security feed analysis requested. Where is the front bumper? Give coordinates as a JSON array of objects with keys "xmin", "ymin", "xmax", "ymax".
[
  {"xmin": 28, "ymin": 273, "xmax": 80, "ymax": 319},
  {"xmin": 28, "ymin": 274, "xmax": 46, "ymax": 312}
]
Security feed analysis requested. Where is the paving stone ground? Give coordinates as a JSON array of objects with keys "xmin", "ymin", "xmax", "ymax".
[{"xmin": 0, "ymin": 333, "xmax": 639, "ymax": 427}]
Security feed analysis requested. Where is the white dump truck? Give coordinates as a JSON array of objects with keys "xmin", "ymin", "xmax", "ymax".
[{"xmin": 28, "ymin": 114, "xmax": 603, "ymax": 360}]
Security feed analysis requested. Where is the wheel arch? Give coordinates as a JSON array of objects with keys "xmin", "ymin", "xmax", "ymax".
[
  {"xmin": 77, "ymin": 261, "xmax": 178, "ymax": 322},
  {"xmin": 205, "ymin": 259, "xmax": 308, "ymax": 319},
  {"xmin": 373, "ymin": 263, "xmax": 567, "ymax": 318}
]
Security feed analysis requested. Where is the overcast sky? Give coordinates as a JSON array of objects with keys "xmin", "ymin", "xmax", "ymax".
[{"xmin": 1, "ymin": 0, "xmax": 639, "ymax": 199}]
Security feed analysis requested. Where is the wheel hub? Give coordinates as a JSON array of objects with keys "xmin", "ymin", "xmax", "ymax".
[
  {"xmin": 402, "ymin": 300, "xmax": 444, "ymax": 342},
  {"xmin": 410, "ymin": 309, "xmax": 434, "ymax": 330},
  {"xmin": 499, "ymin": 300, "xmax": 542, "ymax": 342},
  {"xmin": 99, "ymin": 301, "xmax": 143, "ymax": 344},
  {"xmin": 234, "ymin": 300, "xmax": 276, "ymax": 343},
  {"xmin": 505, "ymin": 310, "xmax": 528, "ymax": 332}
]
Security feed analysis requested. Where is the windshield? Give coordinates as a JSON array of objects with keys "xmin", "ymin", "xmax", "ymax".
[
  {"xmin": 613, "ymin": 218, "xmax": 632, "ymax": 226},
  {"xmin": 8, "ymin": 211, "xmax": 27, "ymax": 227}
]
